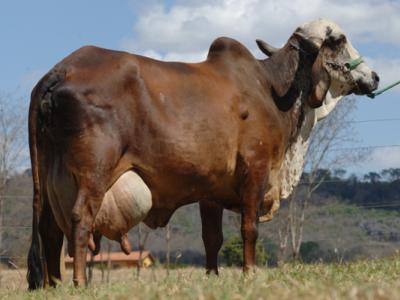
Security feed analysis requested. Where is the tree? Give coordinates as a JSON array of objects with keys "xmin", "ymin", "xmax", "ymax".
[
  {"xmin": 276, "ymin": 209, "xmax": 290, "ymax": 266},
  {"xmin": 136, "ymin": 223, "xmax": 151, "ymax": 278},
  {"xmin": 381, "ymin": 168, "xmax": 400, "ymax": 182},
  {"xmin": 280, "ymin": 98, "xmax": 368, "ymax": 261},
  {"xmin": 333, "ymin": 169, "xmax": 347, "ymax": 180},
  {"xmin": 0, "ymin": 92, "xmax": 27, "ymax": 285},
  {"xmin": 299, "ymin": 241, "xmax": 321, "ymax": 263},
  {"xmin": 165, "ymin": 223, "xmax": 171, "ymax": 275},
  {"xmin": 364, "ymin": 172, "xmax": 381, "ymax": 183},
  {"xmin": 0, "ymin": 93, "xmax": 27, "ymax": 251}
]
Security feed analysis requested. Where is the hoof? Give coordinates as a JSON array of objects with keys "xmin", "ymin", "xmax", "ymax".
[{"xmin": 205, "ymin": 268, "xmax": 219, "ymax": 276}]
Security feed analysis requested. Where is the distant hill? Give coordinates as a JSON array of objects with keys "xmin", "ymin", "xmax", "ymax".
[{"xmin": 2, "ymin": 168, "xmax": 400, "ymax": 267}]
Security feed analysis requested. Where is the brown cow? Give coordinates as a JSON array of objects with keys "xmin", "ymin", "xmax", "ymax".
[{"xmin": 27, "ymin": 19, "xmax": 378, "ymax": 288}]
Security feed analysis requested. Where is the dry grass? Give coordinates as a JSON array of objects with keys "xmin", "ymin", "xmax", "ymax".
[{"xmin": 1, "ymin": 256, "xmax": 400, "ymax": 300}]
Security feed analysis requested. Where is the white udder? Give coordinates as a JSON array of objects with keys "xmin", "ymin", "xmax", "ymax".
[{"xmin": 94, "ymin": 171, "xmax": 153, "ymax": 240}]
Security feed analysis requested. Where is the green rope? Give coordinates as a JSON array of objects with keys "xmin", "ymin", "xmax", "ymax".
[
  {"xmin": 347, "ymin": 57, "xmax": 364, "ymax": 70},
  {"xmin": 344, "ymin": 57, "xmax": 400, "ymax": 98},
  {"xmin": 367, "ymin": 80, "xmax": 400, "ymax": 99}
]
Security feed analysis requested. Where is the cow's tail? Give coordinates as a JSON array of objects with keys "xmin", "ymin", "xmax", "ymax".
[
  {"xmin": 27, "ymin": 70, "xmax": 63, "ymax": 290},
  {"xmin": 26, "ymin": 84, "xmax": 45, "ymax": 290}
]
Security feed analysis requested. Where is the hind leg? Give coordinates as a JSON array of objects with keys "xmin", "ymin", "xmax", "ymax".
[
  {"xmin": 39, "ymin": 199, "xmax": 64, "ymax": 287},
  {"xmin": 61, "ymin": 126, "xmax": 123, "ymax": 286},
  {"xmin": 72, "ymin": 187, "xmax": 106, "ymax": 287},
  {"xmin": 70, "ymin": 149, "xmax": 119, "ymax": 285}
]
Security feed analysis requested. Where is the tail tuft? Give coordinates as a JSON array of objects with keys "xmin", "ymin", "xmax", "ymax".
[{"xmin": 26, "ymin": 216, "xmax": 43, "ymax": 290}]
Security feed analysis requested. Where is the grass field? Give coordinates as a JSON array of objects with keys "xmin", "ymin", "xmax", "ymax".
[{"xmin": 1, "ymin": 256, "xmax": 400, "ymax": 300}]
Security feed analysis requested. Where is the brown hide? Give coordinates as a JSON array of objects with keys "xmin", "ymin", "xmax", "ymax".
[
  {"xmin": 28, "ymin": 36, "xmax": 320, "ymax": 286},
  {"xmin": 34, "ymin": 39, "xmax": 297, "ymax": 230}
]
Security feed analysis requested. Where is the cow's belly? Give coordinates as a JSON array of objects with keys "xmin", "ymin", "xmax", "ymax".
[{"xmin": 141, "ymin": 170, "xmax": 239, "ymax": 228}]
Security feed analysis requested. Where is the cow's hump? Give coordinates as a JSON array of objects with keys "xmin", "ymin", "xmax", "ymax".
[{"xmin": 207, "ymin": 37, "xmax": 255, "ymax": 61}]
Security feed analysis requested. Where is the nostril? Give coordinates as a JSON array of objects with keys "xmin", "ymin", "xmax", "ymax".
[{"xmin": 372, "ymin": 71, "xmax": 380, "ymax": 83}]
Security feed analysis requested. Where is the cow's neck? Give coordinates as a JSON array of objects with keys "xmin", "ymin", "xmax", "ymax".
[
  {"xmin": 278, "ymin": 106, "xmax": 315, "ymax": 198},
  {"xmin": 278, "ymin": 91, "xmax": 344, "ymax": 198},
  {"xmin": 260, "ymin": 45, "xmax": 322, "ymax": 198},
  {"xmin": 261, "ymin": 44, "xmax": 315, "ymax": 144}
]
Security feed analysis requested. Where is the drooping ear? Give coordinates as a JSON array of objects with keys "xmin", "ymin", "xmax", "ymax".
[
  {"xmin": 256, "ymin": 39, "xmax": 279, "ymax": 57},
  {"xmin": 308, "ymin": 51, "xmax": 331, "ymax": 108},
  {"xmin": 269, "ymin": 41, "xmax": 300, "ymax": 98},
  {"xmin": 265, "ymin": 39, "xmax": 302, "ymax": 112}
]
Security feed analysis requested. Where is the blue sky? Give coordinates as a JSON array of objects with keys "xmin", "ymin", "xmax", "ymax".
[
  {"xmin": 1, "ymin": 0, "xmax": 399, "ymax": 173},
  {"xmin": 0, "ymin": 1, "xmax": 134, "ymax": 91}
]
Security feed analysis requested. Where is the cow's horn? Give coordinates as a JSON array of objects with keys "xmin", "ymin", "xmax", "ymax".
[{"xmin": 256, "ymin": 39, "xmax": 279, "ymax": 57}]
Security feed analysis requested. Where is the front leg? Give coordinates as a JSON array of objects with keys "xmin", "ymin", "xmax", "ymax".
[
  {"xmin": 200, "ymin": 200, "xmax": 223, "ymax": 275},
  {"xmin": 240, "ymin": 168, "xmax": 268, "ymax": 272}
]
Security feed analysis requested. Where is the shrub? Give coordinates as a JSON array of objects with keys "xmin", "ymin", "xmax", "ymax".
[
  {"xmin": 222, "ymin": 236, "xmax": 267, "ymax": 266},
  {"xmin": 300, "ymin": 241, "xmax": 322, "ymax": 263}
]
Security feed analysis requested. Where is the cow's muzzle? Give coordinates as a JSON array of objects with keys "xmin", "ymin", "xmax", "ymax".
[{"xmin": 354, "ymin": 71, "xmax": 380, "ymax": 95}]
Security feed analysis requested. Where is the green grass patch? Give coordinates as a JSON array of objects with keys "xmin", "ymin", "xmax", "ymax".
[{"xmin": 1, "ymin": 255, "xmax": 400, "ymax": 299}]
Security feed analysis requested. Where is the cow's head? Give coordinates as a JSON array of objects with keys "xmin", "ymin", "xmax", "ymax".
[{"xmin": 257, "ymin": 19, "xmax": 379, "ymax": 108}]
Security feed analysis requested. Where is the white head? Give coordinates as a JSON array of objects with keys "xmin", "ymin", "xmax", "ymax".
[
  {"xmin": 299, "ymin": 19, "xmax": 379, "ymax": 99},
  {"xmin": 255, "ymin": 19, "xmax": 380, "ymax": 220},
  {"xmin": 257, "ymin": 18, "xmax": 379, "ymax": 113}
]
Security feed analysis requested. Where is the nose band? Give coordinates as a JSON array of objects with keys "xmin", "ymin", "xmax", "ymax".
[{"xmin": 346, "ymin": 57, "xmax": 364, "ymax": 70}]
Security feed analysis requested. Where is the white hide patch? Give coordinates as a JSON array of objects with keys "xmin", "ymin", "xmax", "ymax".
[
  {"xmin": 300, "ymin": 19, "xmax": 343, "ymax": 45},
  {"xmin": 278, "ymin": 106, "xmax": 315, "ymax": 198},
  {"xmin": 278, "ymin": 92, "xmax": 343, "ymax": 199}
]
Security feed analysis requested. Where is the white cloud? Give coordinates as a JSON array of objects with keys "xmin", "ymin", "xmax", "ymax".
[
  {"xmin": 122, "ymin": 0, "xmax": 400, "ymax": 62},
  {"xmin": 163, "ymin": 50, "xmax": 209, "ymax": 62},
  {"xmin": 363, "ymin": 147, "xmax": 400, "ymax": 172},
  {"xmin": 122, "ymin": 0, "xmax": 400, "ymax": 174},
  {"xmin": 365, "ymin": 57, "xmax": 400, "ymax": 93},
  {"xmin": 345, "ymin": 146, "xmax": 400, "ymax": 174}
]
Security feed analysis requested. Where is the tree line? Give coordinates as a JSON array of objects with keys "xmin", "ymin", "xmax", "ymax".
[{"xmin": 307, "ymin": 168, "xmax": 400, "ymax": 209}]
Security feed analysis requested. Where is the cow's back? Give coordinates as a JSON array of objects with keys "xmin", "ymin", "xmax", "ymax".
[{"xmin": 31, "ymin": 40, "xmax": 284, "ymax": 230}]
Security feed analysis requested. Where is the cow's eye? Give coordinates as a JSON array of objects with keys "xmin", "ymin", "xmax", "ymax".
[{"xmin": 337, "ymin": 34, "xmax": 346, "ymax": 43}]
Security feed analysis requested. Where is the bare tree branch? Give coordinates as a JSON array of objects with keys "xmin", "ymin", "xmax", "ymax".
[
  {"xmin": 0, "ymin": 92, "xmax": 28, "ymax": 268},
  {"xmin": 280, "ymin": 98, "xmax": 369, "ymax": 262},
  {"xmin": 136, "ymin": 223, "xmax": 151, "ymax": 279}
]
